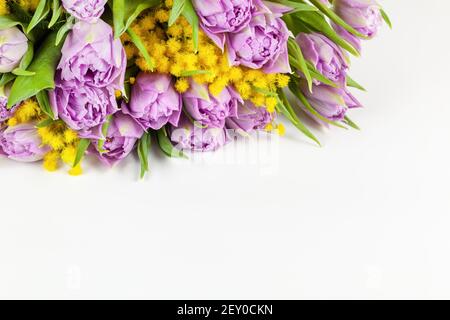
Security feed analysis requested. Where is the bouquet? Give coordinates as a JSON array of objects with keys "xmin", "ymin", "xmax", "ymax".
[{"xmin": 0, "ymin": 0, "xmax": 390, "ymax": 177}]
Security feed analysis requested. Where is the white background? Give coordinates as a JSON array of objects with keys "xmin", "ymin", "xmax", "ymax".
[{"xmin": 1, "ymin": 1, "xmax": 449, "ymax": 299}]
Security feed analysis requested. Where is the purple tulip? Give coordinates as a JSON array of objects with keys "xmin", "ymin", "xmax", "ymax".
[
  {"xmin": 192, "ymin": 0, "xmax": 255, "ymax": 49},
  {"xmin": 57, "ymin": 20, "xmax": 126, "ymax": 90},
  {"xmin": 333, "ymin": 23, "xmax": 362, "ymax": 53},
  {"xmin": 183, "ymin": 82, "xmax": 242, "ymax": 128},
  {"xmin": 226, "ymin": 2, "xmax": 291, "ymax": 73},
  {"xmin": 91, "ymin": 111, "xmax": 144, "ymax": 166},
  {"xmin": 49, "ymin": 85, "xmax": 118, "ymax": 139},
  {"xmin": 0, "ymin": 27, "xmax": 28, "ymax": 73},
  {"xmin": 299, "ymin": 81, "xmax": 361, "ymax": 122},
  {"xmin": 334, "ymin": 0, "xmax": 383, "ymax": 38},
  {"xmin": 0, "ymin": 123, "xmax": 49, "ymax": 162},
  {"xmin": 61, "ymin": 0, "xmax": 107, "ymax": 23},
  {"xmin": 0, "ymin": 94, "xmax": 14, "ymax": 123},
  {"xmin": 296, "ymin": 32, "xmax": 349, "ymax": 84},
  {"xmin": 226, "ymin": 101, "xmax": 274, "ymax": 132},
  {"xmin": 122, "ymin": 72, "xmax": 182, "ymax": 131},
  {"xmin": 169, "ymin": 115, "xmax": 229, "ymax": 152}
]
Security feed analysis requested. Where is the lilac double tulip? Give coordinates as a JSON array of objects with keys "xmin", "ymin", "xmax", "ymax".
[
  {"xmin": 91, "ymin": 111, "xmax": 144, "ymax": 166},
  {"xmin": 299, "ymin": 81, "xmax": 361, "ymax": 122},
  {"xmin": 334, "ymin": 0, "xmax": 383, "ymax": 38},
  {"xmin": 0, "ymin": 92, "xmax": 14, "ymax": 122},
  {"xmin": 192, "ymin": 0, "xmax": 255, "ymax": 49},
  {"xmin": 296, "ymin": 32, "xmax": 349, "ymax": 85},
  {"xmin": 51, "ymin": 19, "xmax": 126, "ymax": 138},
  {"xmin": 170, "ymin": 115, "xmax": 229, "ymax": 152},
  {"xmin": 226, "ymin": 101, "xmax": 274, "ymax": 132},
  {"xmin": 183, "ymin": 82, "xmax": 242, "ymax": 128},
  {"xmin": 227, "ymin": 2, "xmax": 291, "ymax": 73},
  {"xmin": 61, "ymin": 0, "xmax": 107, "ymax": 23},
  {"xmin": 123, "ymin": 73, "xmax": 182, "ymax": 131},
  {"xmin": 57, "ymin": 20, "xmax": 126, "ymax": 90},
  {"xmin": 333, "ymin": 0, "xmax": 383, "ymax": 52},
  {"xmin": 49, "ymin": 86, "xmax": 118, "ymax": 139},
  {"xmin": 0, "ymin": 27, "xmax": 28, "ymax": 73},
  {"xmin": 0, "ymin": 124, "xmax": 49, "ymax": 162}
]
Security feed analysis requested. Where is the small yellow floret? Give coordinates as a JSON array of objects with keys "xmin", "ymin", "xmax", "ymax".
[{"xmin": 175, "ymin": 78, "xmax": 190, "ymax": 93}]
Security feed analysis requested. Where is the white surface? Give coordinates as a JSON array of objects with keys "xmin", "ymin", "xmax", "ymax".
[{"xmin": 1, "ymin": 1, "xmax": 449, "ymax": 299}]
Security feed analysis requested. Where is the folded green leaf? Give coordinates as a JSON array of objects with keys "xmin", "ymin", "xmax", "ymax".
[
  {"xmin": 157, "ymin": 127, "xmax": 188, "ymax": 159},
  {"xmin": 8, "ymin": 31, "xmax": 64, "ymax": 108}
]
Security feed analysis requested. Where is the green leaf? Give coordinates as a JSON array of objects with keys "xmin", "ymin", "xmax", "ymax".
[
  {"xmin": 0, "ymin": 73, "xmax": 16, "ymax": 87},
  {"xmin": 156, "ymin": 127, "xmax": 188, "ymax": 159},
  {"xmin": 36, "ymin": 90, "xmax": 55, "ymax": 119},
  {"xmin": 344, "ymin": 116, "xmax": 360, "ymax": 130},
  {"xmin": 74, "ymin": 138, "xmax": 91, "ymax": 167},
  {"xmin": 137, "ymin": 132, "xmax": 151, "ymax": 179},
  {"xmin": 288, "ymin": 37, "xmax": 313, "ymax": 91},
  {"xmin": 8, "ymin": 30, "xmax": 64, "ymax": 108},
  {"xmin": 12, "ymin": 42, "xmax": 35, "ymax": 76},
  {"xmin": 179, "ymin": 70, "xmax": 211, "ymax": 77},
  {"xmin": 0, "ymin": 15, "xmax": 26, "ymax": 30},
  {"xmin": 310, "ymin": 0, "xmax": 366, "ymax": 39},
  {"xmin": 181, "ymin": 0, "xmax": 199, "ymax": 52},
  {"xmin": 111, "ymin": 0, "xmax": 160, "ymax": 38},
  {"xmin": 346, "ymin": 75, "xmax": 366, "ymax": 91},
  {"xmin": 127, "ymin": 27, "xmax": 154, "ymax": 71},
  {"xmin": 97, "ymin": 115, "xmax": 113, "ymax": 153},
  {"xmin": 169, "ymin": 0, "xmax": 186, "ymax": 26},
  {"xmin": 278, "ymin": 89, "xmax": 321, "ymax": 146},
  {"xmin": 380, "ymin": 8, "xmax": 392, "ymax": 29},
  {"xmin": 48, "ymin": 0, "xmax": 63, "ymax": 28},
  {"xmin": 27, "ymin": 0, "xmax": 49, "ymax": 34},
  {"xmin": 55, "ymin": 15, "xmax": 74, "ymax": 46},
  {"xmin": 35, "ymin": 118, "xmax": 54, "ymax": 128},
  {"xmin": 292, "ymin": 12, "xmax": 359, "ymax": 56}
]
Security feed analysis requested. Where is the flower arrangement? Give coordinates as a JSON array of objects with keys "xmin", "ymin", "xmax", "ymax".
[{"xmin": 0, "ymin": 0, "xmax": 390, "ymax": 176}]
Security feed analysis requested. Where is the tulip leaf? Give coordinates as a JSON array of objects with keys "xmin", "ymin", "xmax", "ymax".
[
  {"xmin": 35, "ymin": 118, "xmax": 54, "ymax": 128},
  {"xmin": 169, "ymin": 0, "xmax": 186, "ymax": 26},
  {"xmin": 380, "ymin": 8, "xmax": 392, "ymax": 29},
  {"xmin": 74, "ymin": 138, "xmax": 91, "ymax": 167},
  {"xmin": 0, "ymin": 73, "xmax": 16, "ymax": 87},
  {"xmin": 97, "ymin": 115, "xmax": 113, "ymax": 153},
  {"xmin": 309, "ymin": 0, "xmax": 366, "ymax": 39},
  {"xmin": 277, "ymin": 89, "xmax": 321, "ymax": 146},
  {"xmin": 111, "ymin": 0, "xmax": 160, "ymax": 38},
  {"xmin": 287, "ymin": 37, "xmax": 313, "ymax": 91},
  {"xmin": 8, "ymin": 31, "xmax": 64, "ymax": 108},
  {"xmin": 127, "ymin": 27, "xmax": 154, "ymax": 71},
  {"xmin": 12, "ymin": 42, "xmax": 35, "ymax": 76},
  {"xmin": 0, "ymin": 15, "xmax": 26, "ymax": 30},
  {"xmin": 346, "ymin": 76, "xmax": 366, "ymax": 91},
  {"xmin": 156, "ymin": 127, "xmax": 188, "ymax": 159},
  {"xmin": 292, "ymin": 12, "xmax": 359, "ymax": 56},
  {"xmin": 55, "ymin": 15, "xmax": 74, "ymax": 46},
  {"xmin": 275, "ymin": 0, "xmax": 317, "ymax": 14},
  {"xmin": 181, "ymin": 0, "xmax": 199, "ymax": 52},
  {"xmin": 27, "ymin": 0, "xmax": 49, "ymax": 34},
  {"xmin": 137, "ymin": 132, "xmax": 151, "ymax": 179},
  {"xmin": 36, "ymin": 90, "xmax": 55, "ymax": 119},
  {"xmin": 180, "ymin": 70, "xmax": 211, "ymax": 77},
  {"xmin": 49, "ymin": 0, "xmax": 63, "ymax": 28},
  {"xmin": 305, "ymin": 61, "xmax": 338, "ymax": 88},
  {"xmin": 344, "ymin": 116, "xmax": 360, "ymax": 130}
]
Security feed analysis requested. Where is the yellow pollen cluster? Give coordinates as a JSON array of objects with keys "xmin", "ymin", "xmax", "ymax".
[
  {"xmin": 0, "ymin": 0, "xmax": 39, "ymax": 15},
  {"xmin": 7, "ymin": 99, "xmax": 43, "ymax": 126},
  {"xmin": 37, "ymin": 122, "xmax": 82, "ymax": 175},
  {"xmin": 121, "ymin": 3, "xmax": 290, "ymax": 113}
]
